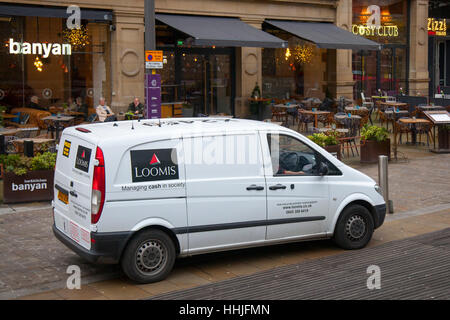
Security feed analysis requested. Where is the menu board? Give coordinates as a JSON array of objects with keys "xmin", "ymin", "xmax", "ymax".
[{"xmin": 423, "ymin": 111, "xmax": 450, "ymax": 124}]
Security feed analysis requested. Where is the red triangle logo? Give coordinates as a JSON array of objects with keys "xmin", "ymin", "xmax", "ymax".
[
  {"xmin": 81, "ymin": 150, "xmax": 85, "ymax": 158},
  {"xmin": 150, "ymin": 154, "xmax": 160, "ymax": 165}
]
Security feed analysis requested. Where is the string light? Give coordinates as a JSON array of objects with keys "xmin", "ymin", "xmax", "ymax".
[
  {"xmin": 285, "ymin": 44, "xmax": 314, "ymax": 64},
  {"xmin": 34, "ymin": 56, "xmax": 43, "ymax": 72}
]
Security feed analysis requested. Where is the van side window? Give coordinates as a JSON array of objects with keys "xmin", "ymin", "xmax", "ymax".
[{"xmin": 267, "ymin": 134, "xmax": 318, "ymax": 176}]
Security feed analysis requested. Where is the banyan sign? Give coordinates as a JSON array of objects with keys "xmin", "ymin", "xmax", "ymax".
[
  {"xmin": 428, "ymin": 18, "xmax": 447, "ymax": 36},
  {"xmin": 352, "ymin": 4, "xmax": 399, "ymax": 38},
  {"xmin": 8, "ymin": 38, "xmax": 72, "ymax": 58}
]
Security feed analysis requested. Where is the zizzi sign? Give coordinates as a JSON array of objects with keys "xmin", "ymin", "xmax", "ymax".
[
  {"xmin": 130, "ymin": 148, "xmax": 179, "ymax": 183},
  {"xmin": 428, "ymin": 18, "xmax": 447, "ymax": 36},
  {"xmin": 352, "ymin": 5, "xmax": 399, "ymax": 38},
  {"xmin": 8, "ymin": 38, "xmax": 72, "ymax": 58}
]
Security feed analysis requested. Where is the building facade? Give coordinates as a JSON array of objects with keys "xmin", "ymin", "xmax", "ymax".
[{"xmin": 0, "ymin": 0, "xmax": 430, "ymax": 117}]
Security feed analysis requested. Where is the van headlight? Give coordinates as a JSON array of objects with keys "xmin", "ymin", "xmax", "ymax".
[{"xmin": 374, "ymin": 184, "xmax": 383, "ymax": 196}]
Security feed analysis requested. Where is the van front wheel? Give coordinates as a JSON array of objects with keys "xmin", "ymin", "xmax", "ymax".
[
  {"xmin": 333, "ymin": 204, "xmax": 374, "ymax": 250},
  {"xmin": 121, "ymin": 229, "xmax": 176, "ymax": 283}
]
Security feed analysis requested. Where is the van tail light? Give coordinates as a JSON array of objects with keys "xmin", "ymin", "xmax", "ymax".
[{"xmin": 91, "ymin": 147, "xmax": 105, "ymax": 224}]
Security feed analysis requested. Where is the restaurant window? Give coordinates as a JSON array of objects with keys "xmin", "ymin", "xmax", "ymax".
[
  {"xmin": 352, "ymin": 0, "xmax": 408, "ymax": 98},
  {"xmin": 262, "ymin": 33, "xmax": 327, "ymax": 100},
  {"xmin": 0, "ymin": 15, "xmax": 110, "ymax": 112}
]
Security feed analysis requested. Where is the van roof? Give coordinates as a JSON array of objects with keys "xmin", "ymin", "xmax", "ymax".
[{"xmin": 64, "ymin": 118, "xmax": 288, "ymax": 143}]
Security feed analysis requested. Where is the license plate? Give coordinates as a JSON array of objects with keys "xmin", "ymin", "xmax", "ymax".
[{"xmin": 58, "ymin": 190, "xmax": 69, "ymax": 204}]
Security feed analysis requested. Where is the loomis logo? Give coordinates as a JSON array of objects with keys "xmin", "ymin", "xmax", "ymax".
[
  {"xmin": 75, "ymin": 146, "xmax": 92, "ymax": 173},
  {"xmin": 149, "ymin": 154, "xmax": 160, "ymax": 165},
  {"xmin": 131, "ymin": 148, "xmax": 178, "ymax": 183}
]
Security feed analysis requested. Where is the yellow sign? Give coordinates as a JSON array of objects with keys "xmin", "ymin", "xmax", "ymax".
[
  {"xmin": 428, "ymin": 18, "xmax": 447, "ymax": 36},
  {"xmin": 145, "ymin": 50, "xmax": 163, "ymax": 62}
]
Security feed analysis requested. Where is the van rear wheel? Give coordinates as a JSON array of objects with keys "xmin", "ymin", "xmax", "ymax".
[
  {"xmin": 333, "ymin": 204, "xmax": 374, "ymax": 250},
  {"xmin": 121, "ymin": 229, "xmax": 175, "ymax": 283}
]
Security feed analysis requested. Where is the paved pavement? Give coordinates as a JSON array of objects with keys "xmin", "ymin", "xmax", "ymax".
[
  {"xmin": 150, "ymin": 228, "xmax": 450, "ymax": 300},
  {"xmin": 0, "ymin": 147, "xmax": 448, "ymax": 300}
]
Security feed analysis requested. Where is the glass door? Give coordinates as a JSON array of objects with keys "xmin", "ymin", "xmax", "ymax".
[
  {"xmin": 180, "ymin": 53, "xmax": 207, "ymax": 115},
  {"xmin": 380, "ymin": 48, "xmax": 393, "ymax": 94},
  {"xmin": 208, "ymin": 54, "xmax": 231, "ymax": 115},
  {"xmin": 179, "ymin": 49, "xmax": 233, "ymax": 116}
]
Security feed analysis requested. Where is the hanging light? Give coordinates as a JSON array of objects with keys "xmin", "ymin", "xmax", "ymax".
[
  {"xmin": 34, "ymin": 56, "xmax": 43, "ymax": 72},
  {"xmin": 63, "ymin": 25, "xmax": 90, "ymax": 49},
  {"xmin": 285, "ymin": 48, "xmax": 291, "ymax": 60}
]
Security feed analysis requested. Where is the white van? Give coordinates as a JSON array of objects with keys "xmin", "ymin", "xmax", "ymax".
[{"xmin": 53, "ymin": 118, "xmax": 386, "ymax": 283}]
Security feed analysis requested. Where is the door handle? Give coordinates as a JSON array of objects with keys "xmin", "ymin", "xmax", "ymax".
[
  {"xmin": 269, "ymin": 184, "xmax": 287, "ymax": 190},
  {"xmin": 246, "ymin": 185, "xmax": 264, "ymax": 191},
  {"xmin": 69, "ymin": 190, "xmax": 78, "ymax": 198}
]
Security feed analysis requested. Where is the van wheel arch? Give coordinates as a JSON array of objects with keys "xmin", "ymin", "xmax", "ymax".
[
  {"xmin": 335, "ymin": 200, "xmax": 377, "ymax": 232},
  {"xmin": 120, "ymin": 225, "xmax": 181, "ymax": 262}
]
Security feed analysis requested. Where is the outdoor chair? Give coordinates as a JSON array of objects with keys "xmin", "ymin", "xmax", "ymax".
[
  {"xmin": 271, "ymin": 105, "xmax": 288, "ymax": 124},
  {"xmin": 317, "ymin": 112, "xmax": 334, "ymax": 128},
  {"xmin": 297, "ymin": 110, "xmax": 314, "ymax": 132},
  {"xmin": 415, "ymin": 122, "xmax": 434, "ymax": 146},
  {"xmin": 361, "ymin": 92, "xmax": 374, "ymax": 124},
  {"xmin": 394, "ymin": 120, "xmax": 412, "ymax": 144}
]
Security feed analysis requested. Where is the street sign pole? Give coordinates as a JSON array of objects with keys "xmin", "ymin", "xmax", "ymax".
[{"xmin": 144, "ymin": 0, "xmax": 159, "ymax": 119}]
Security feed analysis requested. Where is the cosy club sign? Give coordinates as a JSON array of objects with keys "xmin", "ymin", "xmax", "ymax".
[{"xmin": 352, "ymin": 4, "xmax": 399, "ymax": 37}]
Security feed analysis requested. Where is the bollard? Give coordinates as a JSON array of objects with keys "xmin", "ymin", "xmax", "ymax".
[{"xmin": 378, "ymin": 155, "xmax": 394, "ymax": 213}]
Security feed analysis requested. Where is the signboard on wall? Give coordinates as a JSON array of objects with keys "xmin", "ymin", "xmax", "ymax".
[
  {"xmin": 428, "ymin": 18, "xmax": 447, "ymax": 36},
  {"xmin": 352, "ymin": 4, "xmax": 399, "ymax": 38}
]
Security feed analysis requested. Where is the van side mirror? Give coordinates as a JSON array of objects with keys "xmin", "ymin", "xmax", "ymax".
[{"xmin": 318, "ymin": 162, "xmax": 329, "ymax": 176}]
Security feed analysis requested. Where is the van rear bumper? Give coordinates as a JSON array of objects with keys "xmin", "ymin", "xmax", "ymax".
[
  {"xmin": 373, "ymin": 203, "xmax": 386, "ymax": 229},
  {"xmin": 53, "ymin": 224, "xmax": 133, "ymax": 264}
]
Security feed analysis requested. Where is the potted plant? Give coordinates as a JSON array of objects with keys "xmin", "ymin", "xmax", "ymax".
[
  {"xmin": 182, "ymin": 102, "xmax": 194, "ymax": 117},
  {"xmin": 308, "ymin": 131, "xmax": 341, "ymax": 160},
  {"xmin": 360, "ymin": 124, "xmax": 390, "ymax": 163},
  {"xmin": 1, "ymin": 152, "xmax": 56, "ymax": 203}
]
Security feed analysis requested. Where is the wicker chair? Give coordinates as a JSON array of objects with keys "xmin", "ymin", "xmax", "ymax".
[
  {"xmin": 297, "ymin": 110, "xmax": 314, "ymax": 132},
  {"xmin": 394, "ymin": 120, "xmax": 412, "ymax": 144},
  {"xmin": 415, "ymin": 122, "xmax": 434, "ymax": 146},
  {"xmin": 271, "ymin": 105, "xmax": 288, "ymax": 123}
]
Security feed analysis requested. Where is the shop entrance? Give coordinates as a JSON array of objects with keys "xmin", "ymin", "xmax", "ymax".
[{"xmin": 159, "ymin": 47, "xmax": 235, "ymax": 117}]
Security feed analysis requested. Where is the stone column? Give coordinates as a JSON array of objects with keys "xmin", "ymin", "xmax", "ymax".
[
  {"xmin": 331, "ymin": 0, "xmax": 354, "ymax": 100},
  {"xmin": 110, "ymin": 11, "xmax": 145, "ymax": 113},
  {"xmin": 409, "ymin": 0, "xmax": 429, "ymax": 96},
  {"xmin": 235, "ymin": 18, "xmax": 264, "ymax": 118}
]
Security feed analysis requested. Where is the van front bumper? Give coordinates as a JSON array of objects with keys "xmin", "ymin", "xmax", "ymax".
[
  {"xmin": 373, "ymin": 203, "xmax": 386, "ymax": 229},
  {"xmin": 53, "ymin": 224, "xmax": 133, "ymax": 264}
]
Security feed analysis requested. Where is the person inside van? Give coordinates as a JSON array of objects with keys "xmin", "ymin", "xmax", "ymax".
[{"xmin": 96, "ymin": 97, "xmax": 117, "ymax": 122}]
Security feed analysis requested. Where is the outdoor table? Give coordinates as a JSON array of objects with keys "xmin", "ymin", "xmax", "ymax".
[
  {"xmin": 398, "ymin": 117, "xmax": 432, "ymax": 145},
  {"xmin": 300, "ymin": 110, "xmax": 331, "ymax": 128},
  {"xmin": 42, "ymin": 115, "xmax": 74, "ymax": 141},
  {"xmin": 417, "ymin": 105, "xmax": 445, "ymax": 112},
  {"xmin": 384, "ymin": 110, "xmax": 409, "ymax": 120},
  {"xmin": 318, "ymin": 127, "xmax": 349, "ymax": 135},
  {"xmin": 345, "ymin": 106, "xmax": 368, "ymax": 112},
  {"xmin": 249, "ymin": 97, "xmax": 271, "ymax": 121},
  {"xmin": 380, "ymin": 101, "xmax": 408, "ymax": 111},
  {"xmin": 1, "ymin": 114, "xmax": 20, "ymax": 119}
]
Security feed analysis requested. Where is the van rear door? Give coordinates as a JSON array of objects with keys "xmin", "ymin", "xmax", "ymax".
[{"xmin": 53, "ymin": 132, "xmax": 97, "ymax": 250}]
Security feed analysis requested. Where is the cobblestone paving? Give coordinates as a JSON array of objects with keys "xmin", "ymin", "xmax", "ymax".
[{"xmin": 0, "ymin": 152, "xmax": 448, "ymax": 299}]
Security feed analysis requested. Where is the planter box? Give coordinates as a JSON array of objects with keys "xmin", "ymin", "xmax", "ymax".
[
  {"xmin": 3, "ymin": 170, "xmax": 54, "ymax": 204},
  {"xmin": 324, "ymin": 144, "xmax": 341, "ymax": 160},
  {"xmin": 360, "ymin": 139, "xmax": 391, "ymax": 164}
]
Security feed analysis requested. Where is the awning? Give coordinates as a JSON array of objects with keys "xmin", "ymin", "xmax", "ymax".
[
  {"xmin": 265, "ymin": 20, "xmax": 381, "ymax": 50},
  {"xmin": 156, "ymin": 14, "xmax": 287, "ymax": 48}
]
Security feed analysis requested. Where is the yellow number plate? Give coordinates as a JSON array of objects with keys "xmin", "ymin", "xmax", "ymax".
[{"xmin": 58, "ymin": 190, "xmax": 69, "ymax": 204}]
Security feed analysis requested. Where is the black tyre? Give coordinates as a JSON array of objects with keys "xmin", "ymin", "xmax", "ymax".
[
  {"xmin": 333, "ymin": 204, "xmax": 374, "ymax": 250},
  {"xmin": 121, "ymin": 229, "xmax": 176, "ymax": 283}
]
